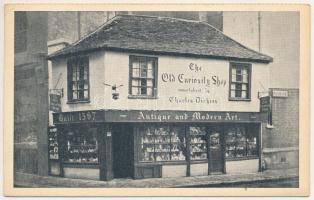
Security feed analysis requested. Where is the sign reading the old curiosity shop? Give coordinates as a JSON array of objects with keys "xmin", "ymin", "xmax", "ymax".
[{"xmin": 160, "ymin": 62, "xmax": 227, "ymax": 106}]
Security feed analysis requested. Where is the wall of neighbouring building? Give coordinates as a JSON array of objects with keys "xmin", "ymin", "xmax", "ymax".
[
  {"xmin": 262, "ymin": 89, "xmax": 299, "ymax": 170},
  {"xmin": 14, "ymin": 11, "xmax": 49, "ymax": 176},
  {"xmin": 223, "ymin": 11, "xmax": 300, "ymax": 89},
  {"xmin": 47, "ymin": 11, "xmax": 223, "ymax": 44}
]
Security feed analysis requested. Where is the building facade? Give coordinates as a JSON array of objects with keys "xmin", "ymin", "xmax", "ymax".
[
  {"xmin": 14, "ymin": 11, "xmax": 49, "ymax": 176},
  {"xmin": 48, "ymin": 15, "xmax": 272, "ymax": 180},
  {"xmin": 223, "ymin": 12, "xmax": 299, "ymax": 170}
]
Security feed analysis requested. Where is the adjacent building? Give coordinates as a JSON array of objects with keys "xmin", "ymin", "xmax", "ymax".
[
  {"xmin": 223, "ymin": 12, "xmax": 300, "ymax": 170},
  {"xmin": 14, "ymin": 11, "xmax": 49, "ymax": 176},
  {"xmin": 47, "ymin": 15, "xmax": 272, "ymax": 180}
]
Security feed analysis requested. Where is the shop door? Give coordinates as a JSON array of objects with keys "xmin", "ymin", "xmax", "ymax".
[
  {"xmin": 112, "ymin": 124, "xmax": 134, "ymax": 179},
  {"xmin": 208, "ymin": 127, "xmax": 224, "ymax": 174}
]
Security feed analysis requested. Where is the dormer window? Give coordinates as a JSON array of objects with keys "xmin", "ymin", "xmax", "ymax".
[{"xmin": 67, "ymin": 56, "xmax": 90, "ymax": 103}]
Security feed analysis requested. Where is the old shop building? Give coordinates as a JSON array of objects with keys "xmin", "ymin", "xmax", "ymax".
[{"xmin": 47, "ymin": 15, "xmax": 273, "ymax": 180}]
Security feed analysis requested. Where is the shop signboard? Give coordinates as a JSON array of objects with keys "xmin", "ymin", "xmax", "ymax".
[
  {"xmin": 272, "ymin": 90, "xmax": 288, "ymax": 98},
  {"xmin": 48, "ymin": 126, "xmax": 59, "ymax": 160},
  {"xmin": 260, "ymin": 96, "xmax": 270, "ymax": 112},
  {"xmin": 49, "ymin": 93, "xmax": 61, "ymax": 112}
]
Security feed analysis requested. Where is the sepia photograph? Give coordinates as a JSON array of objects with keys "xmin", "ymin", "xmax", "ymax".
[{"xmin": 3, "ymin": 3, "xmax": 310, "ymax": 197}]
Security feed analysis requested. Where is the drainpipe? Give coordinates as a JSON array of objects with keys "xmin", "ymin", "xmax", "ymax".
[
  {"xmin": 258, "ymin": 11, "xmax": 261, "ymax": 52},
  {"xmin": 77, "ymin": 11, "xmax": 81, "ymax": 39}
]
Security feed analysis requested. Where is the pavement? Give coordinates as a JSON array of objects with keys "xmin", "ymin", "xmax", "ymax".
[{"xmin": 15, "ymin": 168, "xmax": 298, "ymax": 188}]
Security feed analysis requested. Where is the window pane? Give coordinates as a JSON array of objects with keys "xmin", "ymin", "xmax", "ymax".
[
  {"xmin": 232, "ymin": 74, "xmax": 236, "ymax": 82},
  {"xmin": 170, "ymin": 126, "xmax": 186, "ymax": 161},
  {"xmin": 72, "ymin": 82, "xmax": 77, "ymax": 90},
  {"xmin": 140, "ymin": 127, "xmax": 155, "ymax": 162},
  {"xmin": 243, "ymin": 74, "xmax": 248, "ymax": 83},
  {"xmin": 225, "ymin": 128, "xmax": 236, "ymax": 158},
  {"xmin": 132, "ymin": 61, "xmax": 139, "ymax": 69},
  {"xmin": 154, "ymin": 126, "xmax": 171, "ymax": 161},
  {"xmin": 241, "ymin": 91, "xmax": 247, "ymax": 98},
  {"xmin": 140, "ymin": 87, "xmax": 147, "ymax": 95},
  {"xmin": 231, "ymin": 83, "xmax": 236, "ymax": 90},
  {"xmin": 236, "ymin": 69, "xmax": 242, "ymax": 75},
  {"xmin": 232, "ymin": 68, "xmax": 237, "ymax": 74},
  {"xmin": 147, "ymin": 60, "xmax": 153, "ymax": 70},
  {"xmin": 242, "ymin": 84, "xmax": 247, "ymax": 90},
  {"xmin": 235, "ymin": 127, "xmax": 246, "ymax": 158},
  {"xmin": 140, "ymin": 68, "xmax": 147, "ymax": 78},
  {"xmin": 132, "ymin": 79, "xmax": 140, "ymax": 87},
  {"xmin": 231, "ymin": 90, "xmax": 235, "ymax": 98},
  {"xmin": 84, "ymin": 83, "xmax": 88, "ymax": 89},
  {"xmin": 141, "ymin": 79, "xmax": 147, "ymax": 87},
  {"xmin": 242, "ymin": 69, "xmax": 248, "ymax": 75},
  {"xmin": 147, "ymin": 88, "xmax": 153, "ymax": 96},
  {"xmin": 235, "ymin": 83, "xmax": 242, "ymax": 90},
  {"xmin": 84, "ymin": 68, "xmax": 88, "ymax": 80},
  {"xmin": 64, "ymin": 127, "xmax": 98, "ymax": 163},
  {"xmin": 190, "ymin": 126, "xmax": 207, "ymax": 160},
  {"xmin": 132, "ymin": 87, "xmax": 139, "ymax": 95},
  {"xmin": 73, "ymin": 91, "xmax": 77, "ymax": 100},
  {"xmin": 247, "ymin": 134, "xmax": 258, "ymax": 156},
  {"xmin": 236, "ymin": 74, "xmax": 242, "ymax": 82},
  {"xmin": 84, "ymin": 90, "xmax": 88, "ymax": 98},
  {"xmin": 132, "ymin": 68, "xmax": 139, "ymax": 77},
  {"xmin": 147, "ymin": 80, "xmax": 153, "ymax": 87},
  {"xmin": 78, "ymin": 90, "xmax": 84, "ymax": 99},
  {"xmin": 235, "ymin": 90, "xmax": 241, "ymax": 97},
  {"xmin": 147, "ymin": 69, "xmax": 154, "ymax": 78}
]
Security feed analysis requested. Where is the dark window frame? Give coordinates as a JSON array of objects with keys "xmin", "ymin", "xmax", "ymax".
[
  {"xmin": 67, "ymin": 56, "xmax": 90, "ymax": 103},
  {"xmin": 129, "ymin": 55, "xmax": 158, "ymax": 99},
  {"xmin": 229, "ymin": 62, "xmax": 252, "ymax": 101}
]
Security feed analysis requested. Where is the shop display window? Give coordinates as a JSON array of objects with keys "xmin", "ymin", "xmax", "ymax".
[
  {"xmin": 189, "ymin": 126, "xmax": 207, "ymax": 160},
  {"xmin": 64, "ymin": 127, "xmax": 98, "ymax": 164},
  {"xmin": 225, "ymin": 125, "xmax": 258, "ymax": 159},
  {"xmin": 140, "ymin": 125, "xmax": 186, "ymax": 162}
]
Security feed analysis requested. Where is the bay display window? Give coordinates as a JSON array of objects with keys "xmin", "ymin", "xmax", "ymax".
[
  {"xmin": 129, "ymin": 55, "xmax": 157, "ymax": 97},
  {"xmin": 225, "ymin": 125, "xmax": 258, "ymax": 159},
  {"xmin": 229, "ymin": 62, "xmax": 251, "ymax": 100},
  {"xmin": 67, "ymin": 56, "xmax": 89, "ymax": 102},
  {"xmin": 139, "ymin": 125, "xmax": 186, "ymax": 162},
  {"xmin": 189, "ymin": 126, "xmax": 207, "ymax": 160},
  {"xmin": 64, "ymin": 127, "xmax": 98, "ymax": 164}
]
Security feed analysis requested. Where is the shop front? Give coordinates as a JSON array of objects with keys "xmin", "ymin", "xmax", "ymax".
[{"xmin": 50, "ymin": 110, "xmax": 262, "ymax": 181}]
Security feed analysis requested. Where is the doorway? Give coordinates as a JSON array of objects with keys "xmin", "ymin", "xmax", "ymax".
[
  {"xmin": 112, "ymin": 124, "xmax": 134, "ymax": 179},
  {"xmin": 207, "ymin": 126, "xmax": 224, "ymax": 174}
]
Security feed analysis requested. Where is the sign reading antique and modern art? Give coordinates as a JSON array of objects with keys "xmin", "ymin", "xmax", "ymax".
[{"xmin": 53, "ymin": 110, "xmax": 261, "ymax": 124}]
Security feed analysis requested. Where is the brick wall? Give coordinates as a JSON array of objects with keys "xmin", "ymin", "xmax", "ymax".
[{"xmin": 262, "ymin": 88, "xmax": 299, "ymax": 170}]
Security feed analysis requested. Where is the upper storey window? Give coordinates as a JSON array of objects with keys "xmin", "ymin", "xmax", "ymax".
[
  {"xmin": 67, "ymin": 56, "xmax": 90, "ymax": 102},
  {"xmin": 229, "ymin": 62, "xmax": 251, "ymax": 101},
  {"xmin": 129, "ymin": 55, "xmax": 158, "ymax": 98}
]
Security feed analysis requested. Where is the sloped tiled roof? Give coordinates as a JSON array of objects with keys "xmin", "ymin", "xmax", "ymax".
[{"xmin": 48, "ymin": 14, "xmax": 273, "ymax": 63}]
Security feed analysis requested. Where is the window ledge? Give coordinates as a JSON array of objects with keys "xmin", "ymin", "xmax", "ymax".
[
  {"xmin": 266, "ymin": 124, "xmax": 274, "ymax": 129},
  {"xmin": 225, "ymin": 156, "xmax": 259, "ymax": 161},
  {"xmin": 128, "ymin": 95, "xmax": 158, "ymax": 99},
  {"xmin": 67, "ymin": 100, "xmax": 90, "ymax": 104},
  {"xmin": 229, "ymin": 98, "xmax": 251, "ymax": 102}
]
